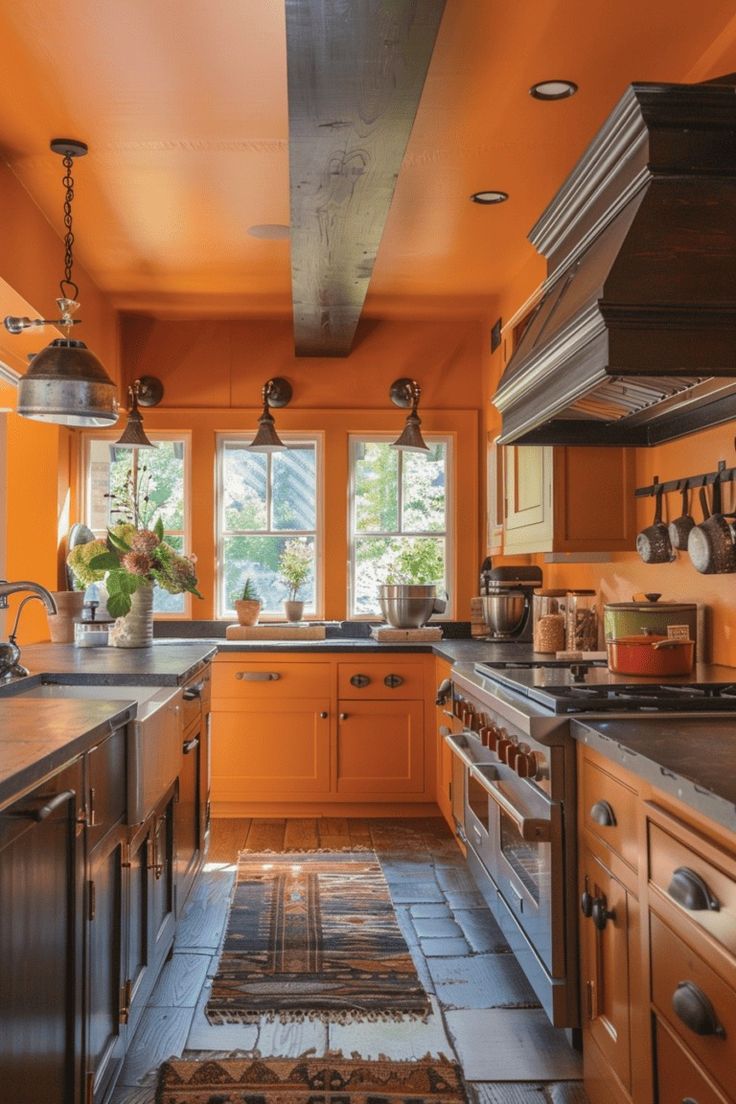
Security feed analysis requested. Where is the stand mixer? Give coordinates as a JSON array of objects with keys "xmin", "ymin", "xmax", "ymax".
[{"xmin": 479, "ymin": 562, "xmax": 543, "ymax": 641}]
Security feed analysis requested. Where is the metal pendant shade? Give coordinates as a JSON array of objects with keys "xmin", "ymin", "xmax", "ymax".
[
  {"xmin": 247, "ymin": 377, "xmax": 293, "ymax": 452},
  {"xmin": 389, "ymin": 377, "xmax": 429, "ymax": 452},
  {"xmin": 6, "ymin": 139, "xmax": 119, "ymax": 427},
  {"xmin": 17, "ymin": 338, "xmax": 118, "ymax": 426},
  {"xmin": 115, "ymin": 376, "xmax": 163, "ymax": 448}
]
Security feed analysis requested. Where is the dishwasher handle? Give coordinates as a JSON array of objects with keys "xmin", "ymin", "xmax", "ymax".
[
  {"xmin": 443, "ymin": 732, "xmax": 477, "ymax": 772},
  {"xmin": 470, "ymin": 765, "xmax": 552, "ymax": 843}
]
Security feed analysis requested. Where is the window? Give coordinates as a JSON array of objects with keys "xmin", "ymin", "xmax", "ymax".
[
  {"xmin": 83, "ymin": 434, "xmax": 190, "ymax": 615},
  {"xmin": 217, "ymin": 435, "xmax": 321, "ymax": 618},
  {"xmin": 349, "ymin": 436, "xmax": 451, "ymax": 617}
]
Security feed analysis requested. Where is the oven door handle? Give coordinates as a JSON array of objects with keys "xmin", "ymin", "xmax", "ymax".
[
  {"xmin": 470, "ymin": 764, "xmax": 552, "ymax": 843},
  {"xmin": 443, "ymin": 733, "xmax": 477, "ymax": 772}
]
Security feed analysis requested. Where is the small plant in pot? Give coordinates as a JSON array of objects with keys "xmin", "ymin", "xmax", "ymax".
[
  {"xmin": 278, "ymin": 539, "xmax": 312, "ymax": 622},
  {"xmin": 234, "ymin": 577, "xmax": 261, "ymax": 626}
]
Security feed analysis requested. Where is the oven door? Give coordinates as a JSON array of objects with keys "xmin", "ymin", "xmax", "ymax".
[{"xmin": 470, "ymin": 762, "xmax": 563, "ymax": 979}]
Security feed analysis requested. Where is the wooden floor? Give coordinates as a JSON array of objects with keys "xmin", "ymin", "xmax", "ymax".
[{"xmin": 111, "ymin": 818, "xmax": 587, "ymax": 1104}]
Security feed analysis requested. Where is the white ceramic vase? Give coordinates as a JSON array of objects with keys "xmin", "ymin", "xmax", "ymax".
[{"xmin": 109, "ymin": 583, "xmax": 154, "ymax": 648}]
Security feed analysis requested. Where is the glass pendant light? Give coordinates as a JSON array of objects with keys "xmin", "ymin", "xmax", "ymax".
[
  {"xmin": 389, "ymin": 378, "xmax": 429, "ymax": 452},
  {"xmin": 114, "ymin": 377, "xmax": 164, "ymax": 449},
  {"xmin": 248, "ymin": 378, "xmax": 293, "ymax": 452},
  {"xmin": 5, "ymin": 139, "xmax": 118, "ymax": 426}
]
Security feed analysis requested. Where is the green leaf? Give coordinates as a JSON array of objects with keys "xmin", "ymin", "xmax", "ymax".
[
  {"xmin": 117, "ymin": 573, "xmax": 141, "ymax": 596},
  {"xmin": 108, "ymin": 530, "xmax": 132, "ymax": 553},
  {"xmin": 89, "ymin": 552, "xmax": 121, "ymax": 572},
  {"xmin": 106, "ymin": 591, "xmax": 131, "ymax": 618},
  {"xmin": 154, "ymin": 516, "xmax": 165, "ymax": 541}
]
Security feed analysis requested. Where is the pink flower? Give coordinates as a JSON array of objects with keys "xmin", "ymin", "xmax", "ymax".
[
  {"xmin": 131, "ymin": 529, "xmax": 159, "ymax": 553},
  {"xmin": 122, "ymin": 551, "xmax": 153, "ymax": 576}
]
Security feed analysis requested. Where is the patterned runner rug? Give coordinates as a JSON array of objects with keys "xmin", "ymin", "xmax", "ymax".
[
  {"xmin": 206, "ymin": 851, "xmax": 430, "ymax": 1023},
  {"xmin": 157, "ymin": 1056, "xmax": 466, "ymax": 1104}
]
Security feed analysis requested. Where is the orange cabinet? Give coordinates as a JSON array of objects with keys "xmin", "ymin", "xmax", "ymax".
[
  {"xmin": 212, "ymin": 700, "xmax": 331, "ymax": 800},
  {"xmin": 336, "ymin": 700, "xmax": 424, "ymax": 795}
]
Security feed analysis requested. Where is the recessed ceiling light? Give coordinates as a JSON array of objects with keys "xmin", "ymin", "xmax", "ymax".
[
  {"xmin": 530, "ymin": 80, "xmax": 578, "ymax": 101},
  {"xmin": 470, "ymin": 190, "xmax": 509, "ymax": 205},
  {"xmin": 247, "ymin": 224, "xmax": 290, "ymax": 239}
]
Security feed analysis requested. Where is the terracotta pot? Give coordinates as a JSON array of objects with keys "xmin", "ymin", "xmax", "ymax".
[
  {"xmin": 234, "ymin": 598, "xmax": 261, "ymax": 626},
  {"xmin": 284, "ymin": 600, "xmax": 304, "ymax": 623},
  {"xmin": 47, "ymin": 590, "xmax": 85, "ymax": 643},
  {"xmin": 606, "ymin": 635, "xmax": 695, "ymax": 677}
]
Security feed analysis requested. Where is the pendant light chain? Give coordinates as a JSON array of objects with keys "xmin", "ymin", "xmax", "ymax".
[{"xmin": 60, "ymin": 151, "xmax": 79, "ymax": 301}]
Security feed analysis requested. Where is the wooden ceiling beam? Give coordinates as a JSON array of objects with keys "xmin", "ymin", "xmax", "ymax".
[{"xmin": 286, "ymin": 0, "xmax": 445, "ymax": 356}]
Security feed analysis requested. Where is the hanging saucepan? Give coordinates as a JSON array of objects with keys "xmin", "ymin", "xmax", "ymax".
[
  {"xmin": 687, "ymin": 480, "xmax": 736, "ymax": 574},
  {"xmin": 636, "ymin": 485, "xmax": 673, "ymax": 564},
  {"xmin": 667, "ymin": 482, "xmax": 695, "ymax": 552}
]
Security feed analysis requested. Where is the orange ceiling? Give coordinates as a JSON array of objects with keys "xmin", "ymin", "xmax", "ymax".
[{"xmin": 0, "ymin": 0, "xmax": 734, "ymax": 321}]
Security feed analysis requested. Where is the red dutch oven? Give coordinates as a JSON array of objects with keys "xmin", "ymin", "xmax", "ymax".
[{"xmin": 606, "ymin": 634, "xmax": 695, "ymax": 677}]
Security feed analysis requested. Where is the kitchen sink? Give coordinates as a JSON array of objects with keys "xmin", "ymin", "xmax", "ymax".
[{"xmin": 15, "ymin": 681, "xmax": 184, "ymax": 823}]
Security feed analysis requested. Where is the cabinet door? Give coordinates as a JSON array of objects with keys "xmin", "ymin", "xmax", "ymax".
[
  {"xmin": 580, "ymin": 844, "xmax": 633, "ymax": 1093},
  {"xmin": 212, "ymin": 700, "xmax": 331, "ymax": 800},
  {"xmin": 336, "ymin": 700, "xmax": 425, "ymax": 795},
  {"xmin": 503, "ymin": 444, "xmax": 553, "ymax": 551},
  {"xmin": 0, "ymin": 763, "xmax": 84, "ymax": 1104},
  {"xmin": 151, "ymin": 796, "xmax": 175, "ymax": 952},
  {"xmin": 86, "ymin": 829, "xmax": 127, "ymax": 1103}
]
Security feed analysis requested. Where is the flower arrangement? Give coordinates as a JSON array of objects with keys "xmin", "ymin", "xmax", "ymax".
[
  {"xmin": 278, "ymin": 539, "xmax": 312, "ymax": 601},
  {"xmin": 67, "ymin": 465, "xmax": 202, "ymax": 618}
]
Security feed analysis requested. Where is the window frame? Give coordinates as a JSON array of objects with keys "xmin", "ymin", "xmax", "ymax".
[
  {"xmin": 215, "ymin": 431, "xmax": 324, "ymax": 621},
  {"xmin": 347, "ymin": 432, "xmax": 454, "ymax": 620},
  {"xmin": 79, "ymin": 429, "xmax": 193, "ymax": 620}
]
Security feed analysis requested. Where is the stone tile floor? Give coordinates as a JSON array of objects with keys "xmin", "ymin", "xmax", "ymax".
[{"xmin": 111, "ymin": 817, "xmax": 587, "ymax": 1104}]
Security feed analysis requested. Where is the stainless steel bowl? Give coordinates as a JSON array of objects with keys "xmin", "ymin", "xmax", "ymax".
[
  {"xmin": 481, "ymin": 592, "xmax": 527, "ymax": 637},
  {"xmin": 378, "ymin": 584, "xmax": 445, "ymax": 628}
]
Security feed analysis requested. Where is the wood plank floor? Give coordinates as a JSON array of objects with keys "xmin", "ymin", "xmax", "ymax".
[{"xmin": 111, "ymin": 817, "xmax": 587, "ymax": 1104}]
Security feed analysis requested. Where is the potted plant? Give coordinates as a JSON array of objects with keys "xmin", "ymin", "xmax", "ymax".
[
  {"xmin": 278, "ymin": 539, "xmax": 312, "ymax": 622},
  {"xmin": 234, "ymin": 577, "xmax": 261, "ymax": 626}
]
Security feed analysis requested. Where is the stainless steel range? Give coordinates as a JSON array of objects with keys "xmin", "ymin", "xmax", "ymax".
[{"xmin": 439, "ymin": 659, "xmax": 736, "ymax": 1032}]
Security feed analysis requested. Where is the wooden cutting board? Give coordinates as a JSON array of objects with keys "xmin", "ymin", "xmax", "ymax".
[{"xmin": 225, "ymin": 624, "xmax": 327, "ymax": 640}]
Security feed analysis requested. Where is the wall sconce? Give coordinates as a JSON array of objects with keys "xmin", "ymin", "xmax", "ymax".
[
  {"xmin": 114, "ymin": 376, "xmax": 164, "ymax": 449},
  {"xmin": 389, "ymin": 378, "xmax": 429, "ymax": 452},
  {"xmin": 248, "ymin": 377, "xmax": 293, "ymax": 452},
  {"xmin": 5, "ymin": 140, "xmax": 118, "ymax": 426}
]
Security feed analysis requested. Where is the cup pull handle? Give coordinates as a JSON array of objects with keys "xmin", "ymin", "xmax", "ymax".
[
  {"xmin": 672, "ymin": 981, "xmax": 725, "ymax": 1038},
  {"xmin": 667, "ymin": 866, "xmax": 720, "ymax": 912},
  {"xmin": 589, "ymin": 800, "xmax": 617, "ymax": 827}
]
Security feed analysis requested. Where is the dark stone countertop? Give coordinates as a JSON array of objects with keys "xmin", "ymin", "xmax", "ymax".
[
  {"xmin": 0, "ymin": 698, "xmax": 135, "ymax": 809},
  {"xmin": 149, "ymin": 635, "xmax": 534, "ymax": 664},
  {"xmin": 571, "ymin": 716, "xmax": 736, "ymax": 834}
]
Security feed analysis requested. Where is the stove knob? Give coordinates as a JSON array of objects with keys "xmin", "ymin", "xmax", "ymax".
[
  {"xmin": 496, "ymin": 731, "xmax": 512, "ymax": 761},
  {"xmin": 485, "ymin": 724, "xmax": 500, "ymax": 750},
  {"xmin": 505, "ymin": 744, "xmax": 521, "ymax": 768},
  {"xmin": 521, "ymin": 751, "xmax": 539, "ymax": 779},
  {"xmin": 469, "ymin": 711, "xmax": 483, "ymax": 733},
  {"xmin": 514, "ymin": 751, "xmax": 530, "ymax": 777}
]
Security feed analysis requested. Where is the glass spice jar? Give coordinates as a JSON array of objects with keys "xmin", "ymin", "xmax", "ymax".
[
  {"xmin": 532, "ymin": 590, "xmax": 567, "ymax": 653},
  {"xmin": 565, "ymin": 590, "xmax": 598, "ymax": 651}
]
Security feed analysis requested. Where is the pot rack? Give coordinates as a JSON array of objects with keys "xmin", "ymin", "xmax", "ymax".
[{"xmin": 635, "ymin": 449, "xmax": 736, "ymax": 499}]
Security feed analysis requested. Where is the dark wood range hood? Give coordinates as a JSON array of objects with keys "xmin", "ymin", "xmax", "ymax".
[{"xmin": 493, "ymin": 78, "xmax": 736, "ymax": 447}]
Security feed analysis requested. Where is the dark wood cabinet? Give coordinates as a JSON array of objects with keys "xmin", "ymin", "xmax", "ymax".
[
  {"xmin": 0, "ymin": 761, "xmax": 85, "ymax": 1104},
  {"xmin": 176, "ymin": 673, "xmax": 211, "ymax": 909}
]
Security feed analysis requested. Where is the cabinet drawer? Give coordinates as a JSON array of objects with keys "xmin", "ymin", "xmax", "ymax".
[
  {"xmin": 212, "ymin": 659, "xmax": 331, "ymax": 700},
  {"xmin": 649, "ymin": 819, "xmax": 736, "ymax": 966},
  {"xmin": 655, "ymin": 1017, "xmax": 730, "ymax": 1104},
  {"xmin": 650, "ymin": 913, "xmax": 736, "ymax": 1098},
  {"xmin": 337, "ymin": 662, "xmax": 424, "ymax": 699},
  {"xmin": 580, "ymin": 755, "xmax": 639, "ymax": 871},
  {"xmin": 181, "ymin": 668, "xmax": 211, "ymax": 728}
]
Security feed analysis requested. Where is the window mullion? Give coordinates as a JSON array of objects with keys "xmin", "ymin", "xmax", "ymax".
[{"xmin": 397, "ymin": 450, "xmax": 404, "ymax": 535}]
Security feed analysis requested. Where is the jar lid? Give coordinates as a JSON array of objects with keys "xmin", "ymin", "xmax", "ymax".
[
  {"xmin": 74, "ymin": 615, "xmax": 115, "ymax": 626},
  {"xmin": 566, "ymin": 589, "xmax": 596, "ymax": 595},
  {"xmin": 534, "ymin": 588, "xmax": 567, "ymax": 597}
]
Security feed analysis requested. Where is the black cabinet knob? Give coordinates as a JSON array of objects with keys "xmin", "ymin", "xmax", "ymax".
[
  {"xmin": 667, "ymin": 866, "xmax": 720, "ymax": 912},
  {"xmin": 435, "ymin": 678, "xmax": 452, "ymax": 705},
  {"xmin": 350, "ymin": 673, "xmax": 371, "ymax": 688},
  {"xmin": 384, "ymin": 674, "xmax": 404, "ymax": 688},
  {"xmin": 591, "ymin": 897, "xmax": 616, "ymax": 931},
  {"xmin": 580, "ymin": 890, "xmax": 593, "ymax": 918},
  {"xmin": 319, "ymin": 711, "xmax": 328, "ymax": 719},
  {"xmin": 672, "ymin": 981, "xmax": 726, "ymax": 1038}
]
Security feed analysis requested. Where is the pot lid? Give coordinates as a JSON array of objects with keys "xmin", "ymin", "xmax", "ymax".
[{"xmin": 605, "ymin": 601, "xmax": 696, "ymax": 611}]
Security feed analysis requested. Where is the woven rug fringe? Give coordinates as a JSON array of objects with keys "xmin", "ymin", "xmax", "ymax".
[{"xmin": 206, "ymin": 1006, "xmax": 431, "ymax": 1025}]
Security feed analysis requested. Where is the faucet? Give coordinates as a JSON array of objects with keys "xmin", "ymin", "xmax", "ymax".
[{"xmin": 0, "ymin": 580, "xmax": 57, "ymax": 681}]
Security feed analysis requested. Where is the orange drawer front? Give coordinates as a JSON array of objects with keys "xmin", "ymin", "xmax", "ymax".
[
  {"xmin": 655, "ymin": 1017, "xmax": 731, "ymax": 1104},
  {"xmin": 580, "ymin": 754, "xmax": 639, "ymax": 872},
  {"xmin": 650, "ymin": 913, "xmax": 736, "ymax": 1099},
  {"xmin": 337, "ymin": 661, "xmax": 424, "ymax": 699},
  {"xmin": 649, "ymin": 819, "xmax": 736, "ymax": 965},
  {"xmin": 212, "ymin": 659, "xmax": 331, "ymax": 701}
]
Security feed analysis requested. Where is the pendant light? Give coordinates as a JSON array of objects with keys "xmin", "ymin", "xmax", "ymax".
[
  {"xmin": 4, "ymin": 139, "xmax": 118, "ymax": 426},
  {"xmin": 248, "ymin": 377, "xmax": 293, "ymax": 452},
  {"xmin": 114, "ymin": 376, "xmax": 164, "ymax": 449},
  {"xmin": 389, "ymin": 378, "xmax": 429, "ymax": 452}
]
